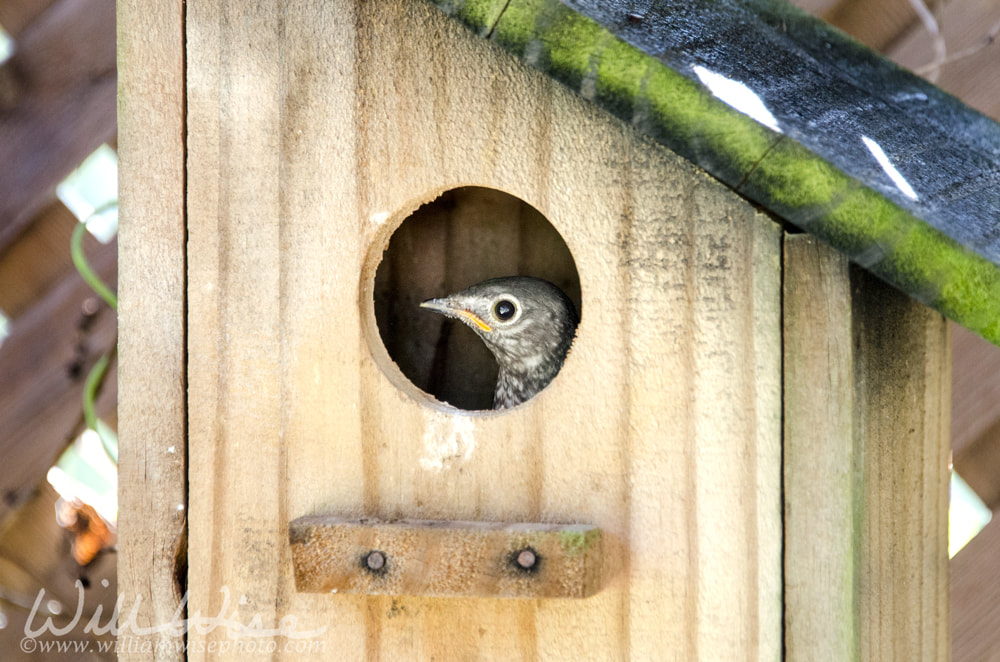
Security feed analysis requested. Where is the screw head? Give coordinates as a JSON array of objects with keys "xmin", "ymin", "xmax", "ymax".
[
  {"xmin": 365, "ymin": 550, "xmax": 386, "ymax": 572},
  {"xmin": 516, "ymin": 549, "xmax": 537, "ymax": 569}
]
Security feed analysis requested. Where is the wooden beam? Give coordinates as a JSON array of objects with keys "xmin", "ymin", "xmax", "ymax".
[
  {"xmin": 783, "ymin": 234, "xmax": 950, "ymax": 661},
  {"xmin": 0, "ymin": 200, "xmax": 87, "ymax": 318},
  {"xmin": 952, "ymin": 516, "xmax": 1000, "ymax": 661},
  {"xmin": 290, "ymin": 517, "xmax": 603, "ymax": 599},
  {"xmin": 953, "ymin": 417, "xmax": 1000, "ymax": 511},
  {"xmin": 948, "ymin": 323, "xmax": 1000, "ymax": 509},
  {"xmin": 818, "ymin": 0, "xmax": 931, "ymax": 52},
  {"xmin": 789, "ymin": 0, "xmax": 840, "ymax": 17},
  {"xmin": 889, "ymin": 0, "xmax": 1000, "ymax": 121},
  {"xmin": 783, "ymin": 235, "xmax": 856, "ymax": 659},
  {"xmin": 116, "ymin": 0, "xmax": 187, "ymax": 659},
  {"xmin": 0, "ymin": 0, "xmax": 116, "ymax": 252},
  {"xmin": 0, "ymin": 237, "xmax": 116, "ymax": 521},
  {"xmin": 0, "ymin": 0, "xmax": 61, "ymax": 38},
  {"xmin": 851, "ymin": 262, "xmax": 951, "ymax": 661}
]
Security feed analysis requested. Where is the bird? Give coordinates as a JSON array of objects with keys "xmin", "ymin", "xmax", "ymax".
[{"xmin": 420, "ymin": 276, "xmax": 579, "ymax": 410}]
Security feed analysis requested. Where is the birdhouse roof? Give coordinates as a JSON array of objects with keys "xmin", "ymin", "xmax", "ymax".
[{"xmin": 431, "ymin": 0, "xmax": 1000, "ymax": 346}]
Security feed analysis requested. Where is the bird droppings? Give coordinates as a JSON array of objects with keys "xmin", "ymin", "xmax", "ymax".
[{"xmin": 419, "ymin": 414, "xmax": 476, "ymax": 471}]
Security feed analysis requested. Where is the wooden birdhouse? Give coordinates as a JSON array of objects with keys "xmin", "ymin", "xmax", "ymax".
[{"xmin": 118, "ymin": 0, "xmax": 1000, "ymax": 659}]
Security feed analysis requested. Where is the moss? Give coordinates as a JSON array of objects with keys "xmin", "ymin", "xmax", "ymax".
[
  {"xmin": 491, "ymin": 0, "xmax": 547, "ymax": 55},
  {"xmin": 430, "ymin": 0, "xmax": 1000, "ymax": 346},
  {"xmin": 889, "ymin": 225, "xmax": 1000, "ymax": 341},
  {"xmin": 820, "ymin": 187, "xmax": 904, "ymax": 256},
  {"xmin": 558, "ymin": 529, "xmax": 596, "ymax": 555},
  {"xmin": 642, "ymin": 63, "xmax": 776, "ymax": 176},
  {"xmin": 540, "ymin": 9, "xmax": 607, "ymax": 90},
  {"xmin": 498, "ymin": 0, "xmax": 778, "ymax": 177},
  {"xmin": 748, "ymin": 139, "xmax": 844, "ymax": 211},
  {"xmin": 593, "ymin": 38, "xmax": 651, "ymax": 119},
  {"xmin": 814, "ymin": 187, "xmax": 1000, "ymax": 344},
  {"xmin": 453, "ymin": 0, "xmax": 510, "ymax": 33}
]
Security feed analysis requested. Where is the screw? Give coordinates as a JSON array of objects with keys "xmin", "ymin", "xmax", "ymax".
[
  {"xmin": 82, "ymin": 297, "xmax": 100, "ymax": 316},
  {"xmin": 364, "ymin": 550, "xmax": 386, "ymax": 572},
  {"xmin": 511, "ymin": 547, "xmax": 541, "ymax": 574},
  {"xmin": 516, "ymin": 549, "xmax": 537, "ymax": 569}
]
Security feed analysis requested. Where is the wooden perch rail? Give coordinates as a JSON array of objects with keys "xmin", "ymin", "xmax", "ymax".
[{"xmin": 289, "ymin": 516, "xmax": 604, "ymax": 599}]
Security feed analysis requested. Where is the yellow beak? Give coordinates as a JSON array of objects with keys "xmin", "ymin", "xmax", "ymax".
[{"xmin": 420, "ymin": 300, "xmax": 493, "ymax": 332}]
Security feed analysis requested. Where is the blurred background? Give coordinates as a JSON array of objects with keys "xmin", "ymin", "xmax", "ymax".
[{"xmin": 0, "ymin": 0, "xmax": 996, "ymax": 659}]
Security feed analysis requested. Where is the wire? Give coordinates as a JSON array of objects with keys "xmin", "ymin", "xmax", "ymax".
[
  {"xmin": 70, "ymin": 211, "xmax": 119, "ymax": 465},
  {"xmin": 70, "ymin": 219, "xmax": 117, "ymax": 311}
]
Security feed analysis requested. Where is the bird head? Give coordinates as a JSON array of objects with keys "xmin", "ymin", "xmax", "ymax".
[{"xmin": 420, "ymin": 276, "xmax": 579, "ymax": 407}]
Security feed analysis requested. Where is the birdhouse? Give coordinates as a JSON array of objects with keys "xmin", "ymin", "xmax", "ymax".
[{"xmin": 118, "ymin": 0, "xmax": 1000, "ymax": 659}]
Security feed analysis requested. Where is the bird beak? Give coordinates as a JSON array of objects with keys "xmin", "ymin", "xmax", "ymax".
[{"xmin": 420, "ymin": 298, "xmax": 493, "ymax": 332}]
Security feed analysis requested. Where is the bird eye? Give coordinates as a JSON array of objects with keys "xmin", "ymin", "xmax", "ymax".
[{"xmin": 493, "ymin": 299, "xmax": 517, "ymax": 321}]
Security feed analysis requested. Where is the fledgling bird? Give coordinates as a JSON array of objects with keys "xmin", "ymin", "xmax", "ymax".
[{"xmin": 420, "ymin": 277, "xmax": 578, "ymax": 410}]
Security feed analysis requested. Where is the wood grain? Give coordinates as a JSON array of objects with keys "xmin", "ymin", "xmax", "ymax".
[
  {"xmin": 184, "ymin": 1, "xmax": 781, "ymax": 659},
  {"xmin": 783, "ymin": 235, "xmax": 950, "ymax": 661},
  {"xmin": 116, "ymin": 0, "xmax": 187, "ymax": 659},
  {"xmin": 851, "ymin": 264, "xmax": 951, "ymax": 662},
  {"xmin": 783, "ymin": 235, "xmax": 857, "ymax": 660}
]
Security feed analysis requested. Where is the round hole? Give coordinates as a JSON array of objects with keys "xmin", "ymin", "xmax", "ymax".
[{"xmin": 371, "ymin": 186, "xmax": 581, "ymax": 411}]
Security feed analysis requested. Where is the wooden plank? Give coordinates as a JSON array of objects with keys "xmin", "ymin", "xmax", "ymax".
[
  {"xmin": 0, "ymin": 238, "xmax": 116, "ymax": 521},
  {"xmin": 819, "ymin": 0, "xmax": 938, "ymax": 52},
  {"xmin": 184, "ymin": 1, "xmax": 782, "ymax": 659},
  {"xmin": 788, "ymin": 0, "xmax": 840, "ymax": 17},
  {"xmin": 951, "ymin": 323, "xmax": 1000, "ymax": 456},
  {"xmin": 953, "ymin": 417, "xmax": 1000, "ymax": 511},
  {"xmin": 952, "ymin": 516, "xmax": 1000, "ymax": 662},
  {"xmin": 851, "ymin": 265, "xmax": 951, "ymax": 662},
  {"xmin": 289, "ymin": 517, "xmax": 603, "ymax": 599},
  {"xmin": 0, "ymin": 201, "xmax": 86, "ymax": 318},
  {"xmin": 783, "ymin": 235, "xmax": 856, "ymax": 659},
  {"xmin": 890, "ymin": 0, "xmax": 1000, "ymax": 120},
  {"xmin": 0, "ymin": 0, "xmax": 60, "ymax": 38},
  {"xmin": 0, "ymin": 0, "xmax": 116, "ymax": 252},
  {"xmin": 116, "ymin": 0, "xmax": 187, "ymax": 659},
  {"xmin": 949, "ymin": 323, "xmax": 1000, "ymax": 509},
  {"xmin": 783, "ymin": 234, "xmax": 950, "ymax": 661}
]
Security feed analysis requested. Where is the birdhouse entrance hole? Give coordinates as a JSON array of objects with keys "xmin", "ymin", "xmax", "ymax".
[{"xmin": 368, "ymin": 186, "xmax": 581, "ymax": 411}]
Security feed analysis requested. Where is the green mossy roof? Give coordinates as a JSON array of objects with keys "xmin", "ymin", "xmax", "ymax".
[{"xmin": 430, "ymin": 0, "xmax": 1000, "ymax": 346}]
